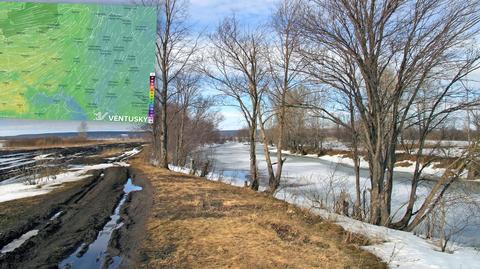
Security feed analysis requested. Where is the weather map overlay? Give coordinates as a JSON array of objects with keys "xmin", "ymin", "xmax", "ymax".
[{"xmin": 0, "ymin": 2, "xmax": 156, "ymax": 122}]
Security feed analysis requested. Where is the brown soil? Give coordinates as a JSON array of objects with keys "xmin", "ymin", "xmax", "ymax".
[
  {"xmin": 0, "ymin": 167, "xmax": 129, "ymax": 269},
  {"xmin": 128, "ymin": 160, "xmax": 386, "ymax": 269},
  {"xmin": 0, "ymin": 175, "xmax": 98, "ymax": 249}
]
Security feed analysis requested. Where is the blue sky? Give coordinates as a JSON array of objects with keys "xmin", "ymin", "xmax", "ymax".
[
  {"xmin": 188, "ymin": 0, "xmax": 275, "ymax": 130},
  {"xmin": 189, "ymin": 0, "xmax": 275, "ymax": 30}
]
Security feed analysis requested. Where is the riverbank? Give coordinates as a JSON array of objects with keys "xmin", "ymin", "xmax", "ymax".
[
  {"xmin": 271, "ymin": 143, "xmax": 479, "ymax": 182},
  {"xmin": 180, "ymin": 142, "xmax": 480, "ymax": 268},
  {"xmin": 130, "ymin": 158, "xmax": 386, "ymax": 269}
]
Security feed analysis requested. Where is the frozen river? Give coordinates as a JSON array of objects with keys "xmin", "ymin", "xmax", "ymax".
[{"xmin": 204, "ymin": 142, "xmax": 480, "ymax": 247}]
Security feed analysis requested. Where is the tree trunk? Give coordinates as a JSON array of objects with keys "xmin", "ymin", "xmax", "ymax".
[
  {"xmin": 381, "ymin": 145, "xmax": 396, "ymax": 226},
  {"xmin": 368, "ymin": 152, "xmax": 385, "ymax": 225},
  {"xmin": 349, "ymin": 98, "xmax": 362, "ymax": 220},
  {"xmin": 352, "ymin": 136, "xmax": 362, "ymax": 220},
  {"xmin": 152, "ymin": 89, "xmax": 162, "ymax": 166},
  {"xmin": 390, "ymin": 127, "xmax": 434, "ymax": 230},
  {"xmin": 273, "ymin": 101, "xmax": 286, "ymax": 194},
  {"xmin": 249, "ymin": 126, "xmax": 259, "ymax": 190},
  {"xmin": 405, "ymin": 161, "xmax": 467, "ymax": 232},
  {"xmin": 258, "ymin": 112, "xmax": 275, "ymax": 193},
  {"xmin": 160, "ymin": 76, "xmax": 169, "ymax": 169}
]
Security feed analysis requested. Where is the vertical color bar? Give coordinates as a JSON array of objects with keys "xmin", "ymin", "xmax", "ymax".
[{"xmin": 148, "ymin": 72, "xmax": 155, "ymax": 124}]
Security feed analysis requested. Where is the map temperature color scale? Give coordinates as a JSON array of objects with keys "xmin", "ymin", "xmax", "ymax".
[{"xmin": 148, "ymin": 73, "xmax": 155, "ymax": 124}]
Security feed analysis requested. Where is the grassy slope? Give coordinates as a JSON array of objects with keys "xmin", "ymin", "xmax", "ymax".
[{"xmin": 132, "ymin": 160, "xmax": 386, "ymax": 269}]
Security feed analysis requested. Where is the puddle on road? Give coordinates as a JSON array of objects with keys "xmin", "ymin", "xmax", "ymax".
[{"xmin": 59, "ymin": 178, "xmax": 142, "ymax": 269}]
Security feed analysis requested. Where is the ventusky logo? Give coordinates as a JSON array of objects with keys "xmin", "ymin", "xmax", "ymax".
[
  {"xmin": 95, "ymin": 112, "xmax": 109, "ymax": 121},
  {"xmin": 94, "ymin": 112, "xmax": 149, "ymax": 123}
]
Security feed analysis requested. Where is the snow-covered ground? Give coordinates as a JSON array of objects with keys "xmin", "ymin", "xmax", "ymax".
[
  {"xmin": 0, "ymin": 162, "xmax": 130, "ymax": 203},
  {"xmin": 172, "ymin": 142, "xmax": 480, "ymax": 269},
  {"xmin": 308, "ymin": 207, "xmax": 480, "ymax": 269},
  {"xmin": 107, "ymin": 147, "xmax": 142, "ymax": 161}
]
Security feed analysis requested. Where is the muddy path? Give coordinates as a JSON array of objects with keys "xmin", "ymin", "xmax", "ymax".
[
  {"xmin": 0, "ymin": 172, "xmax": 101, "ymax": 252},
  {"xmin": 108, "ymin": 168, "xmax": 153, "ymax": 269},
  {"xmin": 0, "ymin": 167, "xmax": 130, "ymax": 269},
  {"xmin": 0, "ymin": 142, "xmax": 143, "ymax": 182}
]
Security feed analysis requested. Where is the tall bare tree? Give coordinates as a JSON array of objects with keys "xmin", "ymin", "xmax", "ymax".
[
  {"xmin": 260, "ymin": 0, "xmax": 305, "ymax": 194},
  {"xmin": 153, "ymin": 0, "xmax": 199, "ymax": 168},
  {"xmin": 301, "ymin": 0, "xmax": 480, "ymax": 226},
  {"xmin": 172, "ymin": 71, "xmax": 202, "ymax": 166},
  {"xmin": 203, "ymin": 16, "xmax": 268, "ymax": 190}
]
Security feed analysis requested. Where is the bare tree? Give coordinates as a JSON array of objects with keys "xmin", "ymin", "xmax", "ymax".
[
  {"xmin": 260, "ymin": 0, "xmax": 305, "ymax": 194},
  {"xmin": 203, "ymin": 16, "xmax": 269, "ymax": 190},
  {"xmin": 301, "ymin": 0, "xmax": 480, "ymax": 226},
  {"xmin": 153, "ymin": 0, "xmax": 199, "ymax": 168},
  {"xmin": 171, "ymin": 71, "xmax": 202, "ymax": 166}
]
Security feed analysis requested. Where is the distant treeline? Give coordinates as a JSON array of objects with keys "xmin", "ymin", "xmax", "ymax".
[{"xmin": 5, "ymin": 136, "xmax": 91, "ymax": 148}]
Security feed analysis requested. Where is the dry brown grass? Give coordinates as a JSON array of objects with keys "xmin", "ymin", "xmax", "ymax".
[
  {"xmin": 97, "ymin": 147, "xmax": 127, "ymax": 158},
  {"xmin": 395, "ymin": 161, "xmax": 412, "ymax": 167},
  {"xmin": 132, "ymin": 159, "xmax": 386, "ymax": 269},
  {"xmin": 4, "ymin": 136, "xmax": 91, "ymax": 148},
  {"xmin": 394, "ymin": 153, "xmax": 462, "ymax": 169},
  {"xmin": 2, "ymin": 137, "xmax": 146, "ymax": 150},
  {"xmin": 300, "ymin": 146, "xmax": 463, "ymax": 170}
]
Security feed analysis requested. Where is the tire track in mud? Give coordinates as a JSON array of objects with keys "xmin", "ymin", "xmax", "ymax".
[
  {"xmin": 0, "ymin": 167, "xmax": 130, "ymax": 269},
  {"xmin": 108, "ymin": 167, "xmax": 153, "ymax": 269}
]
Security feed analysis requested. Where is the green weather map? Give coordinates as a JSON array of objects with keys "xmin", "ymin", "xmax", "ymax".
[{"xmin": 0, "ymin": 2, "xmax": 156, "ymax": 122}]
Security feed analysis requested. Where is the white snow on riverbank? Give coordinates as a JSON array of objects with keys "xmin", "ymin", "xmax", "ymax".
[
  {"xmin": 170, "ymin": 163, "xmax": 480, "ymax": 268},
  {"xmin": 270, "ymin": 138, "xmax": 475, "ymax": 179},
  {"xmin": 170, "ymin": 142, "xmax": 480, "ymax": 269},
  {"xmin": 282, "ymin": 193, "xmax": 480, "ymax": 269},
  {"xmin": 278, "ymin": 148, "xmax": 460, "ymax": 179},
  {"xmin": 0, "ymin": 162, "xmax": 129, "ymax": 203}
]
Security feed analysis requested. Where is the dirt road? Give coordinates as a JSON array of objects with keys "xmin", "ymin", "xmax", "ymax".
[
  {"xmin": 0, "ymin": 167, "xmax": 130, "ymax": 269},
  {"xmin": 0, "ymin": 143, "xmax": 147, "ymax": 269}
]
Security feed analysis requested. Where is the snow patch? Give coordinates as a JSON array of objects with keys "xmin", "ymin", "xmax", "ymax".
[
  {"xmin": 0, "ymin": 162, "xmax": 129, "ymax": 203},
  {"xmin": 107, "ymin": 147, "xmax": 142, "ymax": 161},
  {"xmin": 0, "ymin": 230, "xmax": 39, "ymax": 254},
  {"xmin": 305, "ymin": 207, "xmax": 480, "ymax": 269},
  {"xmin": 33, "ymin": 154, "xmax": 52, "ymax": 161}
]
